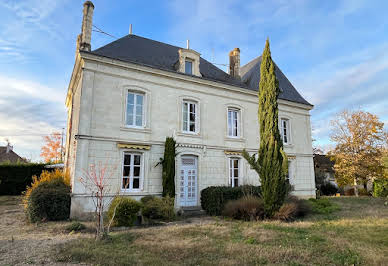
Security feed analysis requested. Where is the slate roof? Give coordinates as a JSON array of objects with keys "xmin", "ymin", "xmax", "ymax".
[
  {"xmin": 90, "ymin": 34, "xmax": 312, "ymax": 106},
  {"xmin": 0, "ymin": 147, "xmax": 26, "ymax": 164}
]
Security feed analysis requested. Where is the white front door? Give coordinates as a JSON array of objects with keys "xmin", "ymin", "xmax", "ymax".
[{"xmin": 179, "ymin": 156, "xmax": 197, "ymax": 207}]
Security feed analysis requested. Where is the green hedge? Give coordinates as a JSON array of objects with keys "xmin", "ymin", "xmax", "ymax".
[
  {"xmin": 0, "ymin": 163, "xmax": 49, "ymax": 195},
  {"xmin": 200, "ymin": 185, "xmax": 261, "ymax": 216},
  {"xmin": 373, "ymin": 179, "xmax": 388, "ymax": 197}
]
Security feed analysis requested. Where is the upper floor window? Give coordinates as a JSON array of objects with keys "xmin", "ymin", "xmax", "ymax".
[
  {"xmin": 229, "ymin": 158, "xmax": 240, "ymax": 187},
  {"xmin": 281, "ymin": 118, "xmax": 290, "ymax": 144},
  {"xmin": 182, "ymin": 101, "xmax": 197, "ymax": 133},
  {"xmin": 185, "ymin": 60, "xmax": 193, "ymax": 75},
  {"xmin": 122, "ymin": 152, "xmax": 143, "ymax": 191},
  {"xmin": 227, "ymin": 108, "xmax": 240, "ymax": 137},
  {"xmin": 126, "ymin": 92, "xmax": 144, "ymax": 127}
]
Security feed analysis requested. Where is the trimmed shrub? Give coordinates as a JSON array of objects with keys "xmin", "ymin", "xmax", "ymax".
[
  {"xmin": 309, "ymin": 198, "xmax": 340, "ymax": 214},
  {"xmin": 201, "ymin": 185, "xmax": 261, "ymax": 216},
  {"xmin": 373, "ymin": 179, "xmax": 388, "ymax": 197},
  {"xmin": 26, "ymin": 179, "xmax": 71, "ymax": 222},
  {"xmin": 0, "ymin": 163, "xmax": 49, "ymax": 195},
  {"xmin": 66, "ymin": 221, "xmax": 86, "ymax": 232},
  {"xmin": 222, "ymin": 196, "xmax": 264, "ymax": 221},
  {"xmin": 141, "ymin": 196, "xmax": 175, "ymax": 221},
  {"xmin": 107, "ymin": 196, "xmax": 142, "ymax": 227},
  {"xmin": 320, "ymin": 182, "xmax": 338, "ymax": 196}
]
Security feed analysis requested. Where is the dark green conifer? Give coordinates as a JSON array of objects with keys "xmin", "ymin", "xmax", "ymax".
[
  {"xmin": 243, "ymin": 39, "xmax": 288, "ymax": 218},
  {"xmin": 161, "ymin": 137, "xmax": 176, "ymax": 197}
]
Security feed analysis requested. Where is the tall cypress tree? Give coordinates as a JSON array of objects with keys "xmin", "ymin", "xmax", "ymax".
[
  {"xmin": 161, "ymin": 137, "xmax": 176, "ymax": 197},
  {"xmin": 243, "ymin": 39, "xmax": 288, "ymax": 218}
]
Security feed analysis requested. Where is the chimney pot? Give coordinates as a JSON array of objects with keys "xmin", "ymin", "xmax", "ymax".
[
  {"xmin": 229, "ymin": 47, "xmax": 240, "ymax": 78},
  {"xmin": 187, "ymin": 39, "xmax": 190, "ymax": 49},
  {"xmin": 80, "ymin": 1, "xmax": 94, "ymax": 52}
]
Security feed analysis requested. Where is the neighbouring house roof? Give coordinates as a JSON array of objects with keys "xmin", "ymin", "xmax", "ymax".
[
  {"xmin": 89, "ymin": 34, "xmax": 312, "ymax": 106},
  {"xmin": 313, "ymin": 154, "xmax": 335, "ymax": 173},
  {"xmin": 0, "ymin": 146, "xmax": 27, "ymax": 164}
]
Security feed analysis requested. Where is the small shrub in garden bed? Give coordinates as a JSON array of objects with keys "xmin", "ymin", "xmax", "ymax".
[
  {"xmin": 141, "ymin": 196, "xmax": 175, "ymax": 221},
  {"xmin": 309, "ymin": 198, "xmax": 340, "ymax": 214},
  {"xmin": 201, "ymin": 185, "xmax": 261, "ymax": 216},
  {"xmin": 107, "ymin": 196, "xmax": 142, "ymax": 227},
  {"xmin": 24, "ymin": 170, "xmax": 71, "ymax": 223},
  {"xmin": 66, "ymin": 221, "xmax": 86, "ymax": 232},
  {"xmin": 222, "ymin": 196, "xmax": 264, "ymax": 221}
]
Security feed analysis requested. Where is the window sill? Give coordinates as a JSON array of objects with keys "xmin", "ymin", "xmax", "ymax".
[
  {"xmin": 225, "ymin": 137, "xmax": 246, "ymax": 143},
  {"xmin": 176, "ymin": 131, "xmax": 202, "ymax": 138},
  {"xmin": 283, "ymin": 143, "xmax": 294, "ymax": 148},
  {"xmin": 120, "ymin": 190, "xmax": 143, "ymax": 194},
  {"xmin": 120, "ymin": 126, "xmax": 151, "ymax": 134}
]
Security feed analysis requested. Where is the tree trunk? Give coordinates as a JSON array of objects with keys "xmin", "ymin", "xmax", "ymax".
[{"xmin": 353, "ymin": 178, "xmax": 359, "ymax": 197}]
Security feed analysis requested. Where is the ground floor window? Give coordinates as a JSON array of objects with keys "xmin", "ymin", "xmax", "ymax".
[
  {"xmin": 229, "ymin": 158, "xmax": 240, "ymax": 187},
  {"xmin": 122, "ymin": 152, "xmax": 142, "ymax": 191}
]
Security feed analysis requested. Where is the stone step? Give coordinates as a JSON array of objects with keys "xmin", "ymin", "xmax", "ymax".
[{"xmin": 180, "ymin": 207, "xmax": 206, "ymax": 217}]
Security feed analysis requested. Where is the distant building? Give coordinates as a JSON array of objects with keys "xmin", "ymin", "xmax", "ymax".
[
  {"xmin": 313, "ymin": 154, "xmax": 336, "ymax": 185},
  {"xmin": 0, "ymin": 143, "xmax": 27, "ymax": 164}
]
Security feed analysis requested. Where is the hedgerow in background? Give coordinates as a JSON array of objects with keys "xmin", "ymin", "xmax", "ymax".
[
  {"xmin": 0, "ymin": 163, "xmax": 49, "ymax": 195},
  {"xmin": 24, "ymin": 169, "xmax": 71, "ymax": 222},
  {"xmin": 242, "ymin": 39, "xmax": 288, "ymax": 218},
  {"xmin": 158, "ymin": 137, "xmax": 176, "ymax": 197},
  {"xmin": 373, "ymin": 178, "xmax": 388, "ymax": 197}
]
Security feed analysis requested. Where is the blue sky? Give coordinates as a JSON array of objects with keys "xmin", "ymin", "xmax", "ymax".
[{"xmin": 0, "ymin": 0, "xmax": 387, "ymax": 161}]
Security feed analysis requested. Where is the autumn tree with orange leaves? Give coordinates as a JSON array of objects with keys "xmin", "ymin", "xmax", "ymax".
[
  {"xmin": 329, "ymin": 110, "xmax": 388, "ymax": 196},
  {"xmin": 40, "ymin": 132, "xmax": 63, "ymax": 163}
]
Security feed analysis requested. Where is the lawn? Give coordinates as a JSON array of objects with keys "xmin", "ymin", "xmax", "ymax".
[{"xmin": 54, "ymin": 197, "xmax": 388, "ymax": 266}]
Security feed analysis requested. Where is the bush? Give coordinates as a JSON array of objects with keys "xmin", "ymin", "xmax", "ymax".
[
  {"xmin": 0, "ymin": 163, "xmax": 49, "ymax": 195},
  {"xmin": 344, "ymin": 188, "xmax": 355, "ymax": 196},
  {"xmin": 373, "ymin": 179, "xmax": 388, "ymax": 197},
  {"xmin": 309, "ymin": 198, "xmax": 340, "ymax": 214},
  {"xmin": 222, "ymin": 196, "xmax": 264, "ymax": 221},
  {"xmin": 141, "ymin": 196, "xmax": 175, "ymax": 221},
  {"xmin": 107, "ymin": 196, "xmax": 142, "ymax": 227},
  {"xmin": 201, "ymin": 185, "xmax": 261, "ymax": 216},
  {"xmin": 358, "ymin": 188, "xmax": 370, "ymax": 196},
  {"xmin": 26, "ymin": 178, "xmax": 71, "ymax": 222},
  {"xmin": 274, "ymin": 196, "xmax": 312, "ymax": 221},
  {"xmin": 66, "ymin": 221, "xmax": 86, "ymax": 232},
  {"xmin": 320, "ymin": 182, "xmax": 338, "ymax": 196}
]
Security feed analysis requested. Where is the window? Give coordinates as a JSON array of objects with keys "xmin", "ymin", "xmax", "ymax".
[
  {"xmin": 182, "ymin": 101, "xmax": 197, "ymax": 133},
  {"xmin": 227, "ymin": 108, "xmax": 240, "ymax": 137},
  {"xmin": 122, "ymin": 153, "xmax": 142, "ymax": 191},
  {"xmin": 126, "ymin": 92, "xmax": 144, "ymax": 127},
  {"xmin": 229, "ymin": 158, "xmax": 240, "ymax": 187},
  {"xmin": 185, "ymin": 60, "xmax": 193, "ymax": 75},
  {"xmin": 281, "ymin": 118, "xmax": 290, "ymax": 144}
]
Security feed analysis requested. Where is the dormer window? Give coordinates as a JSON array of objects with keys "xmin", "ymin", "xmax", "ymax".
[
  {"xmin": 185, "ymin": 59, "xmax": 193, "ymax": 75},
  {"xmin": 178, "ymin": 49, "xmax": 201, "ymax": 77}
]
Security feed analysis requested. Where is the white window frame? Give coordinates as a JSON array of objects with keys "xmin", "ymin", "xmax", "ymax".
[
  {"xmin": 121, "ymin": 152, "xmax": 144, "ymax": 192},
  {"xmin": 229, "ymin": 157, "xmax": 240, "ymax": 187},
  {"xmin": 280, "ymin": 118, "xmax": 291, "ymax": 144},
  {"xmin": 125, "ymin": 91, "xmax": 145, "ymax": 128},
  {"xmin": 286, "ymin": 160, "xmax": 292, "ymax": 184},
  {"xmin": 227, "ymin": 108, "xmax": 240, "ymax": 138},
  {"xmin": 182, "ymin": 100, "xmax": 198, "ymax": 134}
]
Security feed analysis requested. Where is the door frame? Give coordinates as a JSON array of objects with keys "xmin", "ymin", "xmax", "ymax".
[{"xmin": 176, "ymin": 153, "xmax": 200, "ymax": 207}]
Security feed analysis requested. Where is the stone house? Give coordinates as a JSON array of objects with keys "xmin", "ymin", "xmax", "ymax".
[{"xmin": 65, "ymin": 1, "xmax": 316, "ymax": 217}]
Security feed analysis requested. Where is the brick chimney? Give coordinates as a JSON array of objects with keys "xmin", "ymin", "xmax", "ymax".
[
  {"xmin": 79, "ymin": 1, "xmax": 94, "ymax": 52},
  {"xmin": 229, "ymin": 48, "xmax": 240, "ymax": 78}
]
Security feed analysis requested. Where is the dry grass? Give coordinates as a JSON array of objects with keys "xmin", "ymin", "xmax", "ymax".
[
  {"xmin": 55, "ymin": 197, "xmax": 388, "ymax": 266},
  {"xmin": 1, "ymin": 196, "xmax": 387, "ymax": 265}
]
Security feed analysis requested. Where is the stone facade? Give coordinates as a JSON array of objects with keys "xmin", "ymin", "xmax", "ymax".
[{"xmin": 65, "ymin": 51, "xmax": 315, "ymax": 218}]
